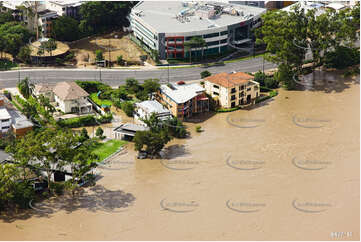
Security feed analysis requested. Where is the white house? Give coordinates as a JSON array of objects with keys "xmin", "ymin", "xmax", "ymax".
[
  {"xmin": 34, "ymin": 81, "xmax": 92, "ymax": 114},
  {"xmin": 0, "ymin": 108, "xmax": 12, "ymax": 134},
  {"xmin": 134, "ymin": 100, "xmax": 172, "ymax": 125}
]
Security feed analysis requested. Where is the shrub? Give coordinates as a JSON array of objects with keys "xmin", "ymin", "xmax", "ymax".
[
  {"xmin": 200, "ymin": 70, "xmax": 211, "ymax": 78},
  {"xmin": 195, "ymin": 125, "xmax": 202, "ymax": 132},
  {"xmin": 50, "ymin": 182, "xmax": 65, "ymax": 195},
  {"xmin": 274, "ymin": 64, "xmax": 295, "ymax": 90},
  {"xmin": 95, "ymin": 50, "xmax": 104, "ymax": 61},
  {"xmin": 12, "ymin": 182, "xmax": 35, "ymax": 209},
  {"xmin": 264, "ymin": 77, "xmax": 279, "ymax": 89},
  {"xmin": 325, "ymin": 46, "xmax": 359, "ymax": 69},
  {"xmin": 95, "ymin": 127, "xmax": 104, "ymax": 139},
  {"xmin": 117, "ymin": 55, "xmax": 124, "ymax": 65},
  {"xmin": 121, "ymin": 102, "xmax": 134, "ymax": 117},
  {"xmin": 56, "ymin": 58, "xmax": 64, "ymax": 65},
  {"xmin": 75, "ymin": 81, "xmax": 111, "ymax": 94},
  {"xmin": 254, "ymin": 71, "xmax": 267, "ymax": 86}
]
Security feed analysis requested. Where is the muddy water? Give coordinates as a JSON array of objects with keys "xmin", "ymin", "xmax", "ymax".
[{"xmin": 0, "ymin": 72, "xmax": 359, "ymax": 240}]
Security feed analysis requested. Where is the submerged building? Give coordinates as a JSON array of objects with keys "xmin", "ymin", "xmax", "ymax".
[{"xmin": 130, "ymin": 1, "xmax": 266, "ymax": 59}]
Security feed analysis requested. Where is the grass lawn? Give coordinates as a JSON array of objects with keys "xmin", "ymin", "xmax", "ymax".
[
  {"xmin": 92, "ymin": 139, "xmax": 127, "ymax": 162},
  {"xmin": 90, "ymin": 93, "xmax": 113, "ymax": 107}
]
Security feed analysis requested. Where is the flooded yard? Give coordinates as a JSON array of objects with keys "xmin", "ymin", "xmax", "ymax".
[{"xmin": 0, "ymin": 71, "xmax": 359, "ymax": 240}]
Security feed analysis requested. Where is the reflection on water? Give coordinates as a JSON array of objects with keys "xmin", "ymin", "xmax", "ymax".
[{"xmin": 1, "ymin": 72, "xmax": 359, "ymax": 241}]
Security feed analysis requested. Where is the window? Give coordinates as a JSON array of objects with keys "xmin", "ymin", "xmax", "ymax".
[
  {"xmin": 231, "ymin": 88, "xmax": 236, "ymax": 93},
  {"xmin": 2, "ymin": 126, "xmax": 10, "ymax": 129},
  {"xmin": 256, "ymin": 92, "xmax": 259, "ymax": 97},
  {"xmin": 240, "ymin": 85, "xmax": 245, "ymax": 90},
  {"xmin": 247, "ymin": 87, "xmax": 251, "ymax": 91},
  {"xmin": 203, "ymin": 32, "xmax": 219, "ymax": 39},
  {"xmin": 207, "ymin": 40, "xmax": 219, "ymax": 47},
  {"xmin": 213, "ymin": 85, "xmax": 219, "ymax": 89},
  {"xmin": 1, "ymin": 119, "xmax": 10, "ymax": 123},
  {"xmin": 220, "ymin": 38, "xmax": 227, "ymax": 44},
  {"xmin": 231, "ymin": 95, "xmax": 236, "ymax": 101},
  {"xmin": 220, "ymin": 31, "xmax": 228, "ymax": 36},
  {"xmin": 213, "ymin": 92, "xmax": 219, "ymax": 96},
  {"xmin": 239, "ymin": 91, "xmax": 244, "ymax": 98}
]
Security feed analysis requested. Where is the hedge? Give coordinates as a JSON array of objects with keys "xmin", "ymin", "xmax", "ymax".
[
  {"xmin": 57, "ymin": 113, "xmax": 113, "ymax": 128},
  {"xmin": 216, "ymin": 106, "xmax": 241, "ymax": 113}
]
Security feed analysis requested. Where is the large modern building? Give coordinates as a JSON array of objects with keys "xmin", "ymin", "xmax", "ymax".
[{"xmin": 130, "ymin": 1, "xmax": 266, "ymax": 59}]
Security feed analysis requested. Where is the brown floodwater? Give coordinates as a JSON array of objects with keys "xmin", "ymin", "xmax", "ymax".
[{"xmin": 0, "ymin": 71, "xmax": 359, "ymax": 241}]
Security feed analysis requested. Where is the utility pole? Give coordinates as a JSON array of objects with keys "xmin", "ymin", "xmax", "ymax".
[
  {"xmin": 167, "ymin": 63, "xmax": 170, "ymax": 83},
  {"xmin": 108, "ymin": 39, "xmax": 111, "ymax": 68},
  {"xmin": 99, "ymin": 68, "xmax": 102, "ymax": 82},
  {"xmin": 35, "ymin": 1, "xmax": 39, "ymax": 40},
  {"xmin": 262, "ymin": 55, "xmax": 265, "ymax": 73}
]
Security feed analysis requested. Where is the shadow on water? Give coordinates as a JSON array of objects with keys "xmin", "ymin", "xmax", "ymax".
[
  {"xmin": 0, "ymin": 185, "xmax": 135, "ymax": 223},
  {"xmin": 294, "ymin": 69, "xmax": 360, "ymax": 93},
  {"xmin": 161, "ymin": 144, "xmax": 191, "ymax": 160}
]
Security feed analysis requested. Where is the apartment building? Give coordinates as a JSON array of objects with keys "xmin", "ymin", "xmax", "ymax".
[
  {"xmin": 156, "ymin": 83, "xmax": 209, "ymax": 120},
  {"xmin": 204, "ymin": 72, "xmax": 260, "ymax": 108}
]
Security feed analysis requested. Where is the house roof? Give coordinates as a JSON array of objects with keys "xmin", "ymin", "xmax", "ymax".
[
  {"xmin": 136, "ymin": 100, "xmax": 171, "ymax": 115},
  {"xmin": 114, "ymin": 123, "xmax": 149, "ymax": 133},
  {"xmin": 53, "ymin": 82, "xmax": 89, "ymax": 101},
  {"xmin": 159, "ymin": 83, "xmax": 205, "ymax": 104},
  {"xmin": 8, "ymin": 109, "xmax": 33, "ymax": 129},
  {"xmin": 0, "ymin": 108, "xmax": 11, "ymax": 120},
  {"xmin": 204, "ymin": 72, "xmax": 254, "ymax": 88},
  {"xmin": 34, "ymin": 83, "xmax": 56, "ymax": 94}
]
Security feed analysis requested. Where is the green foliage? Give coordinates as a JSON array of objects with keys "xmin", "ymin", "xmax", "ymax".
[
  {"xmin": 40, "ymin": 38, "xmax": 57, "ymax": 56},
  {"xmin": 79, "ymin": 2, "xmax": 134, "ymax": 36},
  {"xmin": 95, "ymin": 127, "xmax": 104, "ymax": 138},
  {"xmin": 0, "ymin": 11, "xmax": 14, "ymax": 25},
  {"xmin": 79, "ymin": 128, "xmax": 90, "ymax": 142},
  {"xmin": 117, "ymin": 55, "xmax": 124, "ymax": 65},
  {"xmin": 75, "ymin": 80, "xmax": 112, "ymax": 94},
  {"xmin": 51, "ymin": 16, "xmax": 80, "ymax": 41},
  {"xmin": 95, "ymin": 50, "xmax": 104, "ymax": 61},
  {"xmin": 134, "ymin": 130, "xmax": 171, "ymax": 158},
  {"xmin": 200, "ymin": 70, "xmax": 211, "ymax": 78},
  {"xmin": 325, "ymin": 46, "xmax": 360, "ymax": 69},
  {"xmin": 49, "ymin": 182, "xmax": 65, "ymax": 195},
  {"xmin": 216, "ymin": 106, "xmax": 240, "ymax": 112},
  {"xmin": 0, "ymin": 132, "xmax": 15, "ymax": 150},
  {"xmin": 0, "ymin": 22, "xmax": 34, "ymax": 58},
  {"xmin": 125, "ymin": 78, "xmax": 141, "ymax": 94},
  {"xmin": 274, "ymin": 64, "xmax": 295, "ymax": 90},
  {"xmin": 164, "ymin": 116, "xmax": 188, "ymax": 138},
  {"xmin": 17, "ymin": 77, "xmax": 33, "ymax": 99},
  {"xmin": 0, "ymin": 59, "xmax": 17, "ymax": 70},
  {"xmin": 195, "ymin": 125, "xmax": 202, "ymax": 132},
  {"xmin": 17, "ymin": 46, "xmax": 31, "ymax": 64},
  {"xmin": 254, "ymin": 71, "xmax": 267, "ymax": 86},
  {"xmin": 121, "ymin": 101, "xmax": 134, "ymax": 117},
  {"xmin": 264, "ymin": 77, "xmax": 279, "ymax": 89},
  {"xmin": 57, "ymin": 113, "xmax": 113, "ymax": 128}
]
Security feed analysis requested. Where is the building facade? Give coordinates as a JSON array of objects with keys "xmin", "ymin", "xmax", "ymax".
[
  {"xmin": 156, "ymin": 83, "xmax": 209, "ymax": 120},
  {"xmin": 134, "ymin": 100, "xmax": 172, "ymax": 125},
  {"xmin": 130, "ymin": 1, "xmax": 266, "ymax": 59},
  {"xmin": 204, "ymin": 72, "xmax": 260, "ymax": 108}
]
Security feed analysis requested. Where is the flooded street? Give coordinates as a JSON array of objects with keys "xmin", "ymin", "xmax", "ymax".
[{"xmin": 0, "ymin": 72, "xmax": 359, "ymax": 240}]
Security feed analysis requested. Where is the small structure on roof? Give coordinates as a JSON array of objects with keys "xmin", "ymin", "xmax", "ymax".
[{"xmin": 113, "ymin": 123, "xmax": 149, "ymax": 140}]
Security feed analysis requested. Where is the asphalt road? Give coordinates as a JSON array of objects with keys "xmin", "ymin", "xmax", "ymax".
[{"xmin": 0, "ymin": 57, "xmax": 277, "ymax": 88}]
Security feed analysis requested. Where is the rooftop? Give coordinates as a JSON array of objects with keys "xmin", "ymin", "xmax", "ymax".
[
  {"xmin": 160, "ymin": 83, "xmax": 205, "ymax": 104},
  {"xmin": 53, "ymin": 82, "xmax": 89, "ymax": 101},
  {"xmin": 0, "ymin": 108, "xmax": 11, "ymax": 120},
  {"xmin": 114, "ymin": 123, "xmax": 149, "ymax": 133},
  {"xmin": 136, "ymin": 100, "xmax": 171, "ymax": 115},
  {"xmin": 132, "ymin": 1, "xmax": 266, "ymax": 34},
  {"xmin": 34, "ymin": 82, "xmax": 56, "ymax": 94},
  {"xmin": 282, "ymin": 1, "xmax": 326, "ymax": 15},
  {"xmin": 8, "ymin": 109, "xmax": 33, "ymax": 129},
  {"xmin": 48, "ymin": 0, "xmax": 84, "ymax": 7},
  {"xmin": 204, "ymin": 72, "xmax": 254, "ymax": 88}
]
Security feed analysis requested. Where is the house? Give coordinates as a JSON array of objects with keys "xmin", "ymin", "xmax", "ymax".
[
  {"xmin": 0, "ymin": 95, "xmax": 33, "ymax": 137},
  {"xmin": 34, "ymin": 81, "xmax": 92, "ymax": 114},
  {"xmin": 45, "ymin": 0, "xmax": 83, "ymax": 19},
  {"xmin": 204, "ymin": 72, "xmax": 260, "ymax": 108},
  {"xmin": 156, "ymin": 83, "xmax": 209, "ymax": 120},
  {"xmin": 37, "ymin": 10, "xmax": 59, "ymax": 38},
  {"xmin": 113, "ymin": 123, "xmax": 149, "ymax": 141},
  {"xmin": 134, "ymin": 100, "xmax": 172, "ymax": 125}
]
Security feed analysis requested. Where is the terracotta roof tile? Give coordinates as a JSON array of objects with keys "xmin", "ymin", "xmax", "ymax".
[{"xmin": 204, "ymin": 72, "xmax": 254, "ymax": 88}]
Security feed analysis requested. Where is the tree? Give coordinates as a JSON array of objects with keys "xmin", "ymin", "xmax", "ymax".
[
  {"xmin": 200, "ymin": 70, "xmax": 211, "ymax": 79},
  {"xmin": 79, "ymin": 128, "xmax": 90, "ymax": 142},
  {"xmin": 17, "ymin": 45, "xmax": 31, "ymax": 64},
  {"xmin": 116, "ymin": 55, "xmax": 124, "ymax": 65},
  {"xmin": 0, "ymin": 12, "xmax": 14, "ymax": 25},
  {"xmin": 125, "ymin": 78, "xmax": 141, "ymax": 94},
  {"xmin": 95, "ymin": 127, "xmax": 104, "ymax": 138},
  {"xmin": 121, "ymin": 101, "xmax": 134, "ymax": 117},
  {"xmin": 79, "ymin": 2, "xmax": 134, "ymax": 35},
  {"xmin": 254, "ymin": 71, "xmax": 267, "ymax": 86},
  {"xmin": 134, "ymin": 130, "xmax": 171, "ymax": 158},
  {"xmin": 95, "ymin": 49, "xmax": 103, "ymax": 61},
  {"xmin": 184, "ymin": 36, "xmax": 207, "ymax": 63},
  {"xmin": 17, "ymin": 77, "xmax": 34, "ymax": 99},
  {"xmin": 142, "ymin": 79, "xmax": 160, "ymax": 99},
  {"xmin": 40, "ymin": 38, "xmax": 57, "ymax": 56},
  {"xmin": 51, "ymin": 16, "xmax": 79, "ymax": 41}
]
